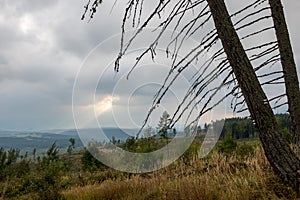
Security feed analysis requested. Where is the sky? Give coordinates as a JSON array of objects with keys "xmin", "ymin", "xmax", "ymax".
[{"xmin": 0, "ymin": 0, "xmax": 300, "ymax": 131}]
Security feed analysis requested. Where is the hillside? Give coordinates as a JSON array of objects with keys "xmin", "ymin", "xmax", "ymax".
[
  {"xmin": 0, "ymin": 138, "xmax": 297, "ymax": 199},
  {"xmin": 0, "ymin": 115, "xmax": 294, "ymax": 199}
]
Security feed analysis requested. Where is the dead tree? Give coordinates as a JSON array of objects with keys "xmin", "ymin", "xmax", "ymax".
[
  {"xmin": 207, "ymin": 0, "xmax": 300, "ymax": 187},
  {"xmin": 82, "ymin": 0, "xmax": 300, "ymax": 188},
  {"xmin": 268, "ymin": 0, "xmax": 300, "ymax": 147}
]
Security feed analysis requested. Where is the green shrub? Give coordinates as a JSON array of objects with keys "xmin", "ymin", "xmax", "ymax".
[
  {"xmin": 32, "ymin": 143, "xmax": 67, "ymax": 200},
  {"xmin": 217, "ymin": 134, "xmax": 237, "ymax": 155},
  {"xmin": 0, "ymin": 148, "xmax": 20, "ymax": 181},
  {"xmin": 0, "ymin": 143, "xmax": 68, "ymax": 199},
  {"xmin": 81, "ymin": 148, "xmax": 107, "ymax": 172}
]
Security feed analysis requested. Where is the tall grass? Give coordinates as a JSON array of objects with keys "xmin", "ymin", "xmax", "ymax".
[{"xmin": 63, "ymin": 146, "xmax": 296, "ymax": 200}]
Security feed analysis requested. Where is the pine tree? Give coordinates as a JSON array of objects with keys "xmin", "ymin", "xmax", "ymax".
[{"xmin": 157, "ymin": 111, "xmax": 171, "ymax": 139}]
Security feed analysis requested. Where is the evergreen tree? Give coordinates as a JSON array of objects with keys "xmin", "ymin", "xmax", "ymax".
[{"xmin": 157, "ymin": 111, "xmax": 171, "ymax": 139}]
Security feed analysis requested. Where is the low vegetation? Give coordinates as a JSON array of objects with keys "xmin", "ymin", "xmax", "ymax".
[
  {"xmin": 0, "ymin": 136, "xmax": 297, "ymax": 200},
  {"xmin": 63, "ymin": 139, "xmax": 296, "ymax": 200},
  {"xmin": 0, "ymin": 115, "xmax": 294, "ymax": 199}
]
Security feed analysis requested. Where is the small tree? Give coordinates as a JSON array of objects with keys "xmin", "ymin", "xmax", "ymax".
[
  {"xmin": 33, "ymin": 148, "xmax": 36, "ymax": 162},
  {"xmin": 46, "ymin": 142, "xmax": 59, "ymax": 162},
  {"xmin": 31, "ymin": 143, "xmax": 66, "ymax": 200},
  {"xmin": 0, "ymin": 148, "xmax": 19, "ymax": 181},
  {"xmin": 157, "ymin": 111, "xmax": 171, "ymax": 139},
  {"xmin": 67, "ymin": 138, "xmax": 76, "ymax": 155},
  {"xmin": 111, "ymin": 136, "xmax": 117, "ymax": 145},
  {"xmin": 125, "ymin": 137, "xmax": 136, "ymax": 152}
]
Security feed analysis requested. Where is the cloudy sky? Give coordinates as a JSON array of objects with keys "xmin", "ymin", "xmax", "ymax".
[{"xmin": 0, "ymin": 0, "xmax": 299, "ymax": 131}]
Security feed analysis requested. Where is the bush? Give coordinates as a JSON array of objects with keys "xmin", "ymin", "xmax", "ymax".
[
  {"xmin": 0, "ymin": 143, "xmax": 68, "ymax": 199},
  {"xmin": 217, "ymin": 134, "xmax": 237, "ymax": 155},
  {"xmin": 32, "ymin": 143, "xmax": 67, "ymax": 200},
  {"xmin": 81, "ymin": 148, "xmax": 107, "ymax": 172},
  {"xmin": 0, "ymin": 148, "xmax": 20, "ymax": 181}
]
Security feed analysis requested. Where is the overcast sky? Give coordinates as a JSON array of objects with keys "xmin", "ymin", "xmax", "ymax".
[{"xmin": 0, "ymin": 0, "xmax": 299, "ymax": 131}]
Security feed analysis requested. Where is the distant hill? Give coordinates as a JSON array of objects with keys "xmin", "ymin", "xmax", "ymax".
[
  {"xmin": 0, "ymin": 128, "xmax": 138, "ymax": 152},
  {"xmin": 0, "ymin": 132, "xmax": 83, "ymax": 151}
]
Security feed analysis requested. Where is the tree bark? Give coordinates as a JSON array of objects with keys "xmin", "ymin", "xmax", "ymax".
[
  {"xmin": 206, "ymin": 0, "xmax": 300, "ymax": 186},
  {"xmin": 268, "ymin": 0, "xmax": 300, "ymax": 147}
]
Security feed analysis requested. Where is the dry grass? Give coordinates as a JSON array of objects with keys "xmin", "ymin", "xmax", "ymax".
[{"xmin": 63, "ymin": 147, "xmax": 296, "ymax": 200}]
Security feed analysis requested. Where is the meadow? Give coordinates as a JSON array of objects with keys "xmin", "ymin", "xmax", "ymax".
[{"xmin": 1, "ymin": 137, "xmax": 296, "ymax": 199}]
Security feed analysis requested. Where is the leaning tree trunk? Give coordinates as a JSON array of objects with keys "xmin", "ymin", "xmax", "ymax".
[
  {"xmin": 268, "ymin": 0, "xmax": 300, "ymax": 147},
  {"xmin": 206, "ymin": 0, "xmax": 300, "ymax": 187}
]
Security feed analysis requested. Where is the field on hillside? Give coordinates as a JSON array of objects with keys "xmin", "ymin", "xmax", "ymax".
[
  {"xmin": 1, "ymin": 138, "xmax": 296, "ymax": 199},
  {"xmin": 62, "ymin": 144, "xmax": 295, "ymax": 200}
]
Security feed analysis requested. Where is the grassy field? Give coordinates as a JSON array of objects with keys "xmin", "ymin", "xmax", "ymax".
[
  {"xmin": 0, "ymin": 139, "xmax": 297, "ymax": 199},
  {"xmin": 62, "ymin": 145, "xmax": 296, "ymax": 200}
]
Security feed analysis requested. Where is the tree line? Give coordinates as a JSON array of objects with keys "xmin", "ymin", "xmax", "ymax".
[{"xmin": 210, "ymin": 113, "xmax": 291, "ymax": 142}]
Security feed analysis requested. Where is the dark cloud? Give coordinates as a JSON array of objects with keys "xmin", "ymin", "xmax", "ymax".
[
  {"xmin": 50, "ymin": 1, "xmax": 122, "ymax": 58},
  {"xmin": 0, "ymin": 0, "xmax": 299, "ymax": 129}
]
